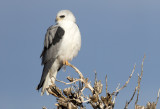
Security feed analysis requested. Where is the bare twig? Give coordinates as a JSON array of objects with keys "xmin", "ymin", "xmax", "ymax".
[
  {"xmin": 94, "ymin": 71, "xmax": 97, "ymax": 82},
  {"xmin": 83, "ymin": 99, "xmax": 91, "ymax": 103},
  {"xmin": 135, "ymin": 55, "xmax": 146, "ymax": 105},
  {"xmin": 124, "ymin": 86, "xmax": 138, "ymax": 109},
  {"xmin": 66, "ymin": 62, "xmax": 94, "ymax": 92},
  {"xmin": 135, "ymin": 74, "xmax": 140, "ymax": 105},
  {"xmin": 55, "ymin": 77, "xmax": 82, "ymax": 85},
  {"xmin": 112, "ymin": 64, "xmax": 136, "ymax": 95},
  {"xmin": 106, "ymin": 75, "xmax": 108, "ymax": 95},
  {"xmin": 67, "ymin": 62, "xmax": 83, "ymax": 78},
  {"xmin": 113, "ymin": 83, "xmax": 120, "ymax": 104},
  {"xmin": 124, "ymin": 101, "xmax": 128, "ymax": 109},
  {"xmin": 155, "ymin": 88, "xmax": 160, "ymax": 106},
  {"xmin": 128, "ymin": 87, "xmax": 138, "ymax": 105}
]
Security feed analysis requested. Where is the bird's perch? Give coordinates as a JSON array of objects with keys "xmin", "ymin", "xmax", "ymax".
[{"xmin": 44, "ymin": 55, "xmax": 160, "ymax": 109}]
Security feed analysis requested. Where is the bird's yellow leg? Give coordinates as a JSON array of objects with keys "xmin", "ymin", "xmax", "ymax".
[{"xmin": 63, "ymin": 60, "xmax": 69, "ymax": 66}]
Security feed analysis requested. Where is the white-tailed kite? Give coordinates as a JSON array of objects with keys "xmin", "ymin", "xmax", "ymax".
[{"xmin": 36, "ymin": 10, "xmax": 81, "ymax": 95}]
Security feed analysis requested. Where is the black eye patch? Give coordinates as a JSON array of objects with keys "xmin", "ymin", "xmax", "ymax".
[{"xmin": 60, "ymin": 15, "xmax": 65, "ymax": 18}]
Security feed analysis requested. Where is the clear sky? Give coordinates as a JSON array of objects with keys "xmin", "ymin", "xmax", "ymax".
[{"xmin": 0, "ymin": 0, "xmax": 160, "ymax": 109}]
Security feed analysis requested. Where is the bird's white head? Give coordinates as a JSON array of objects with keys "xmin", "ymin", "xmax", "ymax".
[{"xmin": 55, "ymin": 10, "xmax": 76, "ymax": 23}]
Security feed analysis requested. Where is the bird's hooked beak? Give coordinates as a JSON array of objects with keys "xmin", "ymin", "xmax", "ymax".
[{"xmin": 55, "ymin": 17, "xmax": 60, "ymax": 22}]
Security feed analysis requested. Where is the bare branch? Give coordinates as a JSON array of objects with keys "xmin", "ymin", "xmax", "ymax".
[
  {"xmin": 106, "ymin": 75, "xmax": 108, "ymax": 95},
  {"xmin": 155, "ymin": 88, "xmax": 160, "ymax": 106},
  {"xmin": 135, "ymin": 55, "xmax": 146, "ymax": 105},
  {"xmin": 67, "ymin": 62, "xmax": 83, "ymax": 78},
  {"xmin": 66, "ymin": 62, "xmax": 94, "ymax": 92},
  {"xmin": 94, "ymin": 71, "xmax": 97, "ymax": 82},
  {"xmin": 112, "ymin": 64, "xmax": 136, "ymax": 95},
  {"xmin": 124, "ymin": 86, "xmax": 138, "ymax": 109},
  {"xmin": 113, "ymin": 83, "xmax": 120, "ymax": 104},
  {"xmin": 55, "ymin": 77, "xmax": 82, "ymax": 85},
  {"xmin": 128, "ymin": 87, "xmax": 138, "ymax": 105}
]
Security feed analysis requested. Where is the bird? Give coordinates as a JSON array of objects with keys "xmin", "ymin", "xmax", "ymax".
[{"xmin": 36, "ymin": 10, "xmax": 81, "ymax": 95}]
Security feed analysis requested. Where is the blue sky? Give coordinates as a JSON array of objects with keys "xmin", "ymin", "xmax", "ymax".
[{"xmin": 0, "ymin": 0, "xmax": 160, "ymax": 109}]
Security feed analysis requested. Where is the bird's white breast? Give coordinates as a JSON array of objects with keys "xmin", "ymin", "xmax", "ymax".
[{"xmin": 57, "ymin": 21, "xmax": 81, "ymax": 61}]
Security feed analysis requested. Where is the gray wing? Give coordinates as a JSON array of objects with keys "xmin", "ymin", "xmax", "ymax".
[
  {"xmin": 41, "ymin": 25, "xmax": 64, "ymax": 64},
  {"xmin": 37, "ymin": 25, "xmax": 65, "ymax": 90}
]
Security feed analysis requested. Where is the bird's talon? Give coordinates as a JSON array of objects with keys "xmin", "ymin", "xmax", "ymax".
[{"xmin": 63, "ymin": 60, "xmax": 69, "ymax": 65}]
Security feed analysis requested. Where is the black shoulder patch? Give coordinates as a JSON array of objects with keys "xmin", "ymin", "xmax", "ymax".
[{"xmin": 52, "ymin": 26, "xmax": 65, "ymax": 45}]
